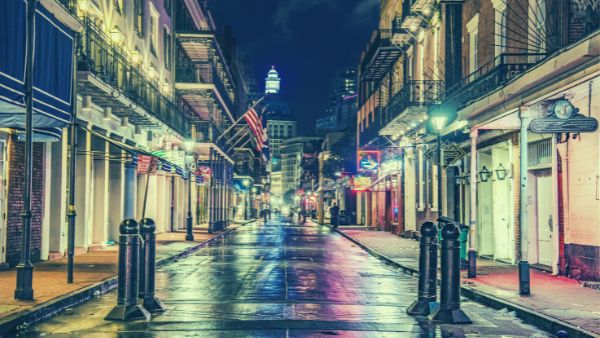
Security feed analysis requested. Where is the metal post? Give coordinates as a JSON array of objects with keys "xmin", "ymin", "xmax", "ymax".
[
  {"xmin": 15, "ymin": 0, "xmax": 37, "ymax": 300},
  {"xmin": 437, "ymin": 133, "xmax": 444, "ymax": 217},
  {"xmin": 66, "ymin": 31, "xmax": 79, "ymax": 284},
  {"xmin": 430, "ymin": 219, "xmax": 472, "ymax": 324},
  {"xmin": 139, "ymin": 218, "xmax": 166, "ymax": 313},
  {"xmin": 468, "ymin": 129, "xmax": 478, "ymax": 278},
  {"xmin": 519, "ymin": 110, "xmax": 531, "ymax": 295},
  {"xmin": 186, "ymin": 167, "xmax": 194, "ymax": 241},
  {"xmin": 208, "ymin": 148, "xmax": 215, "ymax": 233},
  {"xmin": 105, "ymin": 220, "xmax": 150, "ymax": 321},
  {"xmin": 407, "ymin": 222, "xmax": 438, "ymax": 316}
]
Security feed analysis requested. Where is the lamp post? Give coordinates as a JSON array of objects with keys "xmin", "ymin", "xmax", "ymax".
[
  {"xmin": 243, "ymin": 179, "xmax": 250, "ymax": 220},
  {"xmin": 431, "ymin": 116, "xmax": 447, "ymax": 217},
  {"xmin": 184, "ymin": 141, "xmax": 195, "ymax": 241},
  {"xmin": 15, "ymin": 0, "xmax": 37, "ymax": 300}
]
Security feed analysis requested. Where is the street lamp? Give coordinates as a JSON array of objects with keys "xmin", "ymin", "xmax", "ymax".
[
  {"xmin": 430, "ymin": 115, "xmax": 447, "ymax": 218},
  {"xmin": 185, "ymin": 150, "xmax": 195, "ymax": 241}
]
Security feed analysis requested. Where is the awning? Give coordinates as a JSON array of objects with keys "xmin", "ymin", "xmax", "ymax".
[{"xmin": 0, "ymin": 0, "xmax": 75, "ymax": 135}]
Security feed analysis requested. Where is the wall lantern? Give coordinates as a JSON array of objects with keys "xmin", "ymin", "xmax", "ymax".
[
  {"xmin": 495, "ymin": 163, "xmax": 509, "ymax": 181},
  {"xmin": 479, "ymin": 166, "xmax": 492, "ymax": 182}
]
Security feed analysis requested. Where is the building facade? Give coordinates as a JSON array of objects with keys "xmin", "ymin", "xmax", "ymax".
[
  {"xmin": 355, "ymin": 0, "xmax": 599, "ymax": 281},
  {"xmin": 0, "ymin": 0, "xmax": 258, "ymax": 269}
]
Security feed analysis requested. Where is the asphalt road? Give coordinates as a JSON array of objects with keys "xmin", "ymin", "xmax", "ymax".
[{"xmin": 17, "ymin": 219, "xmax": 552, "ymax": 337}]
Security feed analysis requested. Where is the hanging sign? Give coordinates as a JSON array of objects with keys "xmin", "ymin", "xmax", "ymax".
[
  {"xmin": 530, "ymin": 99, "xmax": 598, "ymax": 134},
  {"xmin": 357, "ymin": 150, "xmax": 381, "ymax": 172}
]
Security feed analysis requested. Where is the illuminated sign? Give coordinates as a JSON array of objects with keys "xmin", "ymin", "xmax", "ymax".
[
  {"xmin": 353, "ymin": 176, "xmax": 372, "ymax": 191},
  {"xmin": 357, "ymin": 150, "xmax": 381, "ymax": 172}
]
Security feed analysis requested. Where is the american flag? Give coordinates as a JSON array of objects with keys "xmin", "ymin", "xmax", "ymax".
[{"xmin": 243, "ymin": 107, "xmax": 266, "ymax": 151}]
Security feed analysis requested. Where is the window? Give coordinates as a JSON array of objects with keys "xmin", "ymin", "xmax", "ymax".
[
  {"xmin": 529, "ymin": 0, "xmax": 547, "ymax": 61},
  {"xmin": 149, "ymin": 4, "xmax": 160, "ymax": 56},
  {"xmin": 164, "ymin": 0, "xmax": 172, "ymax": 15},
  {"xmin": 287, "ymin": 125, "xmax": 293, "ymax": 137},
  {"xmin": 134, "ymin": 0, "xmax": 144, "ymax": 36},
  {"xmin": 163, "ymin": 27, "xmax": 171, "ymax": 69},
  {"xmin": 467, "ymin": 15, "xmax": 480, "ymax": 74},
  {"xmin": 493, "ymin": 0, "xmax": 507, "ymax": 65}
]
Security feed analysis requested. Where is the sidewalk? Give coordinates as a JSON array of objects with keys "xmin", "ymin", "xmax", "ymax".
[
  {"xmin": 335, "ymin": 226, "xmax": 600, "ymax": 338},
  {"xmin": 0, "ymin": 221, "xmax": 249, "ymax": 334}
]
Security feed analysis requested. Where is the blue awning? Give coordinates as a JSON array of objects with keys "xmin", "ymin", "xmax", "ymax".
[{"xmin": 0, "ymin": 0, "xmax": 75, "ymax": 134}]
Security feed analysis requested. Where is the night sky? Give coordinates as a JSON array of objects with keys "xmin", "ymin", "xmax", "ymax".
[{"xmin": 209, "ymin": 0, "xmax": 379, "ymax": 133}]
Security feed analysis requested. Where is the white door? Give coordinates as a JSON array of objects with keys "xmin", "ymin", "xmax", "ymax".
[
  {"xmin": 477, "ymin": 152, "xmax": 494, "ymax": 256},
  {"xmin": 492, "ymin": 146, "xmax": 512, "ymax": 260},
  {"xmin": 536, "ymin": 171, "xmax": 553, "ymax": 266},
  {"xmin": 0, "ymin": 140, "xmax": 6, "ymax": 265}
]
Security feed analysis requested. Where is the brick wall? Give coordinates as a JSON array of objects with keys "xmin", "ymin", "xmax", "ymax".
[{"xmin": 6, "ymin": 135, "xmax": 45, "ymax": 266}]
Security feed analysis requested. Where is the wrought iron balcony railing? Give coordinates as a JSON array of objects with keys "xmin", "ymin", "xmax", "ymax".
[
  {"xmin": 381, "ymin": 80, "xmax": 443, "ymax": 127},
  {"xmin": 176, "ymin": 60, "xmax": 235, "ymax": 110},
  {"xmin": 447, "ymin": 53, "xmax": 546, "ymax": 109},
  {"xmin": 77, "ymin": 20, "xmax": 189, "ymax": 136},
  {"xmin": 195, "ymin": 119, "xmax": 230, "ymax": 150}
]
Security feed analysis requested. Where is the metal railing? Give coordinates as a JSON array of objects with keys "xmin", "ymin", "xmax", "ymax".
[
  {"xmin": 447, "ymin": 53, "xmax": 546, "ymax": 109},
  {"xmin": 175, "ymin": 60, "xmax": 235, "ymax": 110},
  {"xmin": 78, "ymin": 20, "xmax": 189, "ymax": 136},
  {"xmin": 383, "ymin": 80, "xmax": 443, "ymax": 126}
]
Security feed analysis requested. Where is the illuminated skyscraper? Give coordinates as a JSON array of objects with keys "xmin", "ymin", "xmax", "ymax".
[{"xmin": 265, "ymin": 65, "xmax": 281, "ymax": 94}]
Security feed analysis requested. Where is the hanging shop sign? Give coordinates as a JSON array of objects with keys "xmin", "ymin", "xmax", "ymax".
[
  {"xmin": 357, "ymin": 150, "xmax": 381, "ymax": 172},
  {"xmin": 352, "ymin": 176, "xmax": 372, "ymax": 191},
  {"xmin": 530, "ymin": 99, "xmax": 598, "ymax": 134},
  {"xmin": 424, "ymin": 143, "xmax": 466, "ymax": 167},
  {"xmin": 137, "ymin": 155, "xmax": 159, "ymax": 175}
]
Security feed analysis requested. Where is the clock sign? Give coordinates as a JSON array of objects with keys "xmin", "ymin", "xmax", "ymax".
[{"xmin": 530, "ymin": 99, "xmax": 598, "ymax": 134}]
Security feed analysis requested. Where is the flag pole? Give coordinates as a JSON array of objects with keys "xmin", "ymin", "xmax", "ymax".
[
  {"xmin": 229, "ymin": 129, "xmax": 253, "ymax": 148},
  {"xmin": 216, "ymin": 95, "xmax": 268, "ymax": 142}
]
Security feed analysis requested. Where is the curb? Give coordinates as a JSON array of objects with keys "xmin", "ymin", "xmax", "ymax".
[
  {"xmin": 327, "ymin": 225, "xmax": 598, "ymax": 338},
  {"xmin": 0, "ymin": 221, "xmax": 253, "ymax": 336}
]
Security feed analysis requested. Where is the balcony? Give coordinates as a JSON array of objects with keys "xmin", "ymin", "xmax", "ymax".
[
  {"xmin": 195, "ymin": 119, "xmax": 230, "ymax": 153},
  {"xmin": 380, "ymin": 80, "xmax": 443, "ymax": 136},
  {"xmin": 411, "ymin": 0, "xmax": 438, "ymax": 18},
  {"xmin": 176, "ymin": 59, "xmax": 235, "ymax": 117},
  {"xmin": 359, "ymin": 29, "xmax": 404, "ymax": 81},
  {"xmin": 76, "ymin": 20, "xmax": 189, "ymax": 136},
  {"xmin": 446, "ymin": 53, "xmax": 546, "ymax": 110}
]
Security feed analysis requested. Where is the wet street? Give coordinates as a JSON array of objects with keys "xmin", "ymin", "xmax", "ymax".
[{"xmin": 18, "ymin": 219, "xmax": 551, "ymax": 337}]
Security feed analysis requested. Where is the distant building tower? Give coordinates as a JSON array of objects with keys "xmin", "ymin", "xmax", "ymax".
[{"xmin": 265, "ymin": 66, "xmax": 281, "ymax": 94}]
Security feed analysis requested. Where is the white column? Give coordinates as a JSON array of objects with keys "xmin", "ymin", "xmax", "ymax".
[
  {"xmin": 469, "ymin": 129, "xmax": 478, "ymax": 253},
  {"xmin": 75, "ymin": 129, "xmax": 91, "ymax": 249},
  {"xmin": 108, "ymin": 148, "xmax": 125, "ymax": 242},
  {"xmin": 48, "ymin": 134, "xmax": 68, "ymax": 256},
  {"xmin": 40, "ymin": 143, "xmax": 52, "ymax": 260},
  {"xmin": 92, "ymin": 138, "xmax": 109, "ymax": 246}
]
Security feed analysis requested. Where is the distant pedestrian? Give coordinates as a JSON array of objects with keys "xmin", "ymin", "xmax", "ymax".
[{"xmin": 329, "ymin": 203, "xmax": 340, "ymax": 228}]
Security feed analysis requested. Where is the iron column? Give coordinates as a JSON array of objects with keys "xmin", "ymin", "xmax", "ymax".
[
  {"xmin": 15, "ymin": 0, "xmax": 37, "ymax": 300},
  {"xmin": 66, "ymin": 30, "xmax": 79, "ymax": 284},
  {"xmin": 185, "ymin": 162, "xmax": 194, "ymax": 241}
]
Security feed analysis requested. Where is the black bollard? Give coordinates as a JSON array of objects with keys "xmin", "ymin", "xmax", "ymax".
[
  {"xmin": 407, "ymin": 222, "xmax": 439, "ymax": 316},
  {"xmin": 139, "ymin": 218, "xmax": 166, "ymax": 313},
  {"xmin": 105, "ymin": 220, "xmax": 150, "ymax": 321},
  {"xmin": 429, "ymin": 220, "xmax": 471, "ymax": 324}
]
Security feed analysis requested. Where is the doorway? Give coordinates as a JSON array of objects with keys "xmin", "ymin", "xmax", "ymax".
[
  {"xmin": 491, "ymin": 144, "xmax": 513, "ymax": 261},
  {"xmin": 532, "ymin": 169, "xmax": 553, "ymax": 267}
]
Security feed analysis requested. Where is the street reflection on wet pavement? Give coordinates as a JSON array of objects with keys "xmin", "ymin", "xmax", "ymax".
[{"xmin": 18, "ymin": 219, "xmax": 552, "ymax": 337}]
